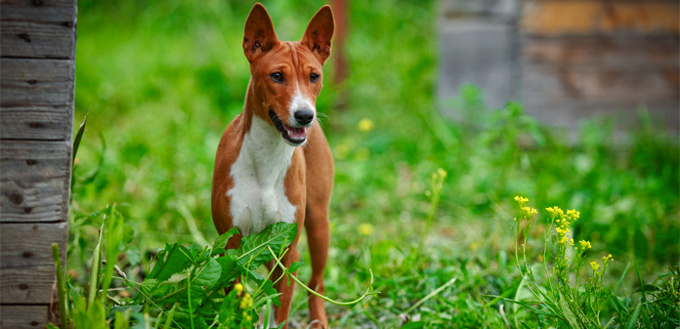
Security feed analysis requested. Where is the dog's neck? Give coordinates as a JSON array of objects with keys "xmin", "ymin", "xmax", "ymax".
[{"xmin": 240, "ymin": 114, "xmax": 295, "ymax": 182}]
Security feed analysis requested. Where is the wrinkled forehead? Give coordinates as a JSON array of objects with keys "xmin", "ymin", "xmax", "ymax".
[{"xmin": 252, "ymin": 41, "xmax": 323, "ymax": 72}]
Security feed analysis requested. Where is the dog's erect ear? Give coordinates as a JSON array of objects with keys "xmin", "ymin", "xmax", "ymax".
[
  {"xmin": 301, "ymin": 5, "xmax": 334, "ymax": 64},
  {"xmin": 243, "ymin": 3, "xmax": 279, "ymax": 63}
]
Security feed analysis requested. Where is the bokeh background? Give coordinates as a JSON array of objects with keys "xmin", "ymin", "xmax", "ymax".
[{"xmin": 71, "ymin": 0, "xmax": 679, "ymax": 327}]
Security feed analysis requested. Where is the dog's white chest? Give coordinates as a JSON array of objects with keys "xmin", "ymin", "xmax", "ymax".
[{"xmin": 227, "ymin": 116, "xmax": 297, "ymax": 236}]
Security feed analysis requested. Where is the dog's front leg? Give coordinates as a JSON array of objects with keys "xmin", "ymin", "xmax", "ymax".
[{"xmin": 266, "ymin": 245, "xmax": 300, "ymax": 329}]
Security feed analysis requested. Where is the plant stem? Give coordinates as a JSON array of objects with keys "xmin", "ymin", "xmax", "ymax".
[
  {"xmin": 187, "ymin": 271, "xmax": 194, "ymax": 329},
  {"xmin": 267, "ymin": 246, "xmax": 376, "ymax": 306},
  {"xmin": 404, "ymin": 276, "xmax": 457, "ymax": 314},
  {"xmin": 52, "ymin": 244, "xmax": 69, "ymax": 329}
]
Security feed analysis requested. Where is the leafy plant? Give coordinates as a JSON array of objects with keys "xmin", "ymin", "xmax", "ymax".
[{"xmin": 510, "ymin": 196, "xmax": 680, "ymax": 328}]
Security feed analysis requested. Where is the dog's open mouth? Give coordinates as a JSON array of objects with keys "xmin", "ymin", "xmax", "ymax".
[{"xmin": 269, "ymin": 110, "xmax": 308, "ymax": 145}]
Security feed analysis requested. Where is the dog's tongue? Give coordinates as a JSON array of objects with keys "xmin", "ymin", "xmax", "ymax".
[{"xmin": 285, "ymin": 125, "xmax": 307, "ymax": 139}]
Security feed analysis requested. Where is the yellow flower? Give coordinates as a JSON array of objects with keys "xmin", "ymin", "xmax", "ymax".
[
  {"xmin": 546, "ymin": 206, "xmax": 564, "ymax": 218},
  {"xmin": 240, "ymin": 293, "xmax": 252, "ymax": 309},
  {"xmin": 234, "ymin": 283, "xmax": 244, "ymax": 295},
  {"xmin": 603, "ymin": 254, "xmax": 613, "ymax": 264},
  {"xmin": 514, "ymin": 196, "xmax": 529, "ymax": 203},
  {"xmin": 358, "ymin": 118, "xmax": 374, "ymax": 132},
  {"xmin": 437, "ymin": 168, "xmax": 448, "ymax": 179},
  {"xmin": 522, "ymin": 206, "xmax": 537, "ymax": 217},
  {"xmin": 590, "ymin": 261, "xmax": 600, "ymax": 271},
  {"xmin": 567, "ymin": 209, "xmax": 580, "ymax": 220},
  {"xmin": 579, "ymin": 240, "xmax": 591, "ymax": 250},
  {"xmin": 470, "ymin": 242, "xmax": 478, "ymax": 251},
  {"xmin": 358, "ymin": 223, "xmax": 374, "ymax": 236}
]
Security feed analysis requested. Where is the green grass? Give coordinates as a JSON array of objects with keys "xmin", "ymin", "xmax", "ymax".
[{"xmin": 68, "ymin": 0, "xmax": 679, "ymax": 327}]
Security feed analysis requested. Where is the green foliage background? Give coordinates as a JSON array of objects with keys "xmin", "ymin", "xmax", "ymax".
[{"xmin": 71, "ymin": 0, "xmax": 679, "ymax": 327}]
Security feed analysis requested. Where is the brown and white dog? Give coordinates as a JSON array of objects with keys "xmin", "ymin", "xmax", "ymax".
[{"xmin": 211, "ymin": 4, "xmax": 334, "ymax": 328}]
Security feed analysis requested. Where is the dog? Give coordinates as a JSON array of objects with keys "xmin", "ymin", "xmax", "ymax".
[{"xmin": 211, "ymin": 3, "xmax": 334, "ymax": 328}]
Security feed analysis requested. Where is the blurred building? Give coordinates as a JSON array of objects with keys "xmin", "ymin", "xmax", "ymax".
[{"xmin": 438, "ymin": 0, "xmax": 679, "ymax": 136}]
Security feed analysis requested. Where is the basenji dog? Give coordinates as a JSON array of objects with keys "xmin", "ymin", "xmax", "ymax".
[{"xmin": 211, "ymin": 4, "xmax": 334, "ymax": 328}]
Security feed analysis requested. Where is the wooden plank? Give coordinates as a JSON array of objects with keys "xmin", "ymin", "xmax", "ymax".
[
  {"xmin": 0, "ymin": 107, "xmax": 71, "ymax": 140},
  {"xmin": 0, "ymin": 58, "xmax": 74, "ymax": 108},
  {"xmin": 0, "ymin": 305, "xmax": 49, "ymax": 329},
  {"xmin": 0, "ymin": 222, "xmax": 67, "ymax": 304},
  {"xmin": 522, "ymin": 1, "xmax": 680, "ymax": 36},
  {"xmin": 0, "ymin": 140, "xmax": 71, "ymax": 222},
  {"xmin": 523, "ymin": 36, "xmax": 679, "ymax": 68},
  {"xmin": 1, "ymin": 20, "xmax": 76, "ymax": 59},
  {"xmin": 1, "ymin": 265, "xmax": 56, "ymax": 305},
  {"xmin": 0, "ymin": 0, "xmax": 76, "ymax": 23}
]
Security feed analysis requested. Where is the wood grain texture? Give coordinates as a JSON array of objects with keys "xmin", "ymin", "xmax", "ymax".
[
  {"xmin": 1, "ymin": 20, "xmax": 76, "ymax": 59},
  {"xmin": 522, "ymin": 1, "xmax": 679, "ymax": 36},
  {"xmin": 0, "ymin": 58, "xmax": 75, "ymax": 108},
  {"xmin": 0, "ymin": 140, "xmax": 71, "ymax": 222},
  {"xmin": 0, "ymin": 222, "xmax": 67, "ymax": 304},
  {"xmin": 0, "ymin": 305, "xmax": 50, "ymax": 329},
  {"xmin": 0, "ymin": 107, "xmax": 72, "ymax": 140},
  {"xmin": 1, "ymin": 0, "xmax": 77, "ymax": 23}
]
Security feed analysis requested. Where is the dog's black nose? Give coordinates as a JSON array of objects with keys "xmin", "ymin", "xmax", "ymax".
[{"xmin": 294, "ymin": 109, "xmax": 314, "ymax": 126}]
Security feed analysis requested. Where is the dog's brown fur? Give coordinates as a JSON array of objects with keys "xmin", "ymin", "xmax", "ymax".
[{"xmin": 211, "ymin": 4, "xmax": 334, "ymax": 328}]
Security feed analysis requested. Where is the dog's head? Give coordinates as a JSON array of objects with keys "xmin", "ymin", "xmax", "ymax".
[{"xmin": 242, "ymin": 3, "xmax": 334, "ymax": 146}]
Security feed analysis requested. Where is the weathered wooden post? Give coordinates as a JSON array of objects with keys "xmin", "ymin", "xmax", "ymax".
[{"xmin": 0, "ymin": 0, "xmax": 77, "ymax": 328}]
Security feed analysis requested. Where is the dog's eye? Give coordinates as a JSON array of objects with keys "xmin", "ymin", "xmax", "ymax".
[
  {"xmin": 270, "ymin": 72, "xmax": 284, "ymax": 83},
  {"xmin": 309, "ymin": 73, "xmax": 320, "ymax": 83}
]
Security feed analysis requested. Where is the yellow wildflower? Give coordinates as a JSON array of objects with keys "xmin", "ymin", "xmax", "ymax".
[
  {"xmin": 514, "ymin": 196, "xmax": 529, "ymax": 204},
  {"xmin": 590, "ymin": 261, "xmax": 600, "ymax": 271},
  {"xmin": 567, "ymin": 209, "xmax": 580, "ymax": 220},
  {"xmin": 470, "ymin": 242, "xmax": 478, "ymax": 251},
  {"xmin": 240, "ymin": 293, "xmax": 252, "ymax": 309},
  {"xmin": 559, "ymin": 236, "xmax": 569, "ymax": 245},
  {"xmin": 358, "ymin": 118, "xmax": 374, "ymax": 132},
  {"xmin": 358, "ymin": 223, "xmax": 374, "ymax": 236},
  {"xmin": 546, "ymin": 206, "xmax": 564, "ymax": 218},
  {"xmin": 579, "ymin": 240, "xmax": 592, "ymax": 250},
  {"xmin": 234, "ymin": 282, "xmax": 244, "ymax": 296},
  {"xmin": 437, "ymin": 168, "xmax": 448, "ymax": 179},
  {"xmin": 522, "ymin": 206, "xmax": 538, "ymax": 218}
]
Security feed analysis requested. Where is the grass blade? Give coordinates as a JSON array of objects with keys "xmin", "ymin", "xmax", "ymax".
[
  {"xmin": 72, "ymin": 113, "xmax": 88, "ymax": 163},
  {"xmin": 88, "ymin": 223, "xmax": 104, "ymax": 306},
  {"xmin": 162, "ymin": 304, "xmax": 177, "ymax": 329}
]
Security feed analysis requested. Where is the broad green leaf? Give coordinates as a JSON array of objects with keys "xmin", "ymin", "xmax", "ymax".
[
  {"xmin": 175, "ymin": 311, "xmax": 209, "ymax": 329},
  {"xmin": 192, "ymin": 258, "xmax": 222, "ymax": 289},
  {"xmin": 148, "ymin": 244, "xmax": 193, "ymax": 282},
  {"xmin": 212, "ymin": 227, "xmax": 239, "ymax": 255},
  {"xmin": 288, "ymin": 261, "xmax": 303, "ymax": 273},
  {"xmin": 216, "ymin": 253, "xmax": 239, "ymax": 286},
  {"xmin": 237, "ymin": 222, "xmax": 297, "ymax": 269},
  {"xmin": 113, "ymin": 310, "xmax": 131, "ymax": 329}
]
